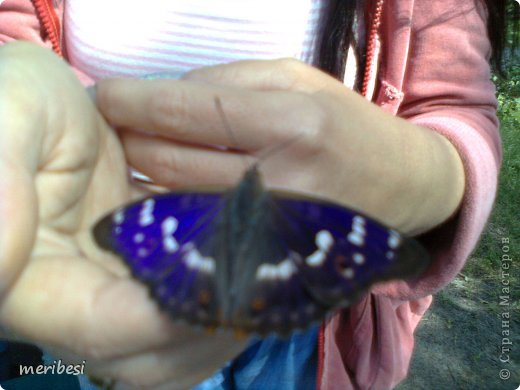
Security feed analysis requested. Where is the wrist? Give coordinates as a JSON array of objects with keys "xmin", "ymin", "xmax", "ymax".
[
  {"xmin": 310, "ymin": 90, "xmax": 465, "ymax": 236},
  {"xmin": 386, "ymin": 119, "xmax": 465, "ymax": 235}
]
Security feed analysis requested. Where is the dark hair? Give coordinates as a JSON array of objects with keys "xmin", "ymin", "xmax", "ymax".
[
  {"xmin": 317, "ymin": 0, "xmax": 517, "ymax": 79},
  {"xmin": 316, "ymin": 0, "xmax": 357, "ymax": 80},
  {"xmin": 484, "ymin": 0, "xmax": 518, "ymax": 73}
]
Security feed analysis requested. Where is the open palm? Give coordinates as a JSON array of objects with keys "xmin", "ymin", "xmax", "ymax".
[{"xmin": 0, "ymin": 42, "xmax": 244, "ymax": 389}]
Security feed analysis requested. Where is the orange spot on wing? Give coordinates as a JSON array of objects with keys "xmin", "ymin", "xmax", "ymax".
[
  {"xmin": 251, "ymin": 297, "xmax": 266, "ymax": 311},
  {"xmin": 198, "ymin": 290, "xmax": 211, "ymax": 305}
]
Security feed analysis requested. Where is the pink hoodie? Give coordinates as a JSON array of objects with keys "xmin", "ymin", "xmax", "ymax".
[{"xmin": 0, "ymin": 0, "xmax": 501, "ymax": 388}]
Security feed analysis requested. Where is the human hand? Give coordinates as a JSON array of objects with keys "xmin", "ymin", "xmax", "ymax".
[
  {"xmin": 0, "ymin": 42, "xmax": 245, "ymax": 389},
  {"xmin": 95, "ymin": 59, "xmax": 465, "ymax": 236}
]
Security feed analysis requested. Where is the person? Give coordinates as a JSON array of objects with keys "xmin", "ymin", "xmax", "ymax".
[{"xmin": 0, "ymin": 0, "xmax": 508, "ymax": 388}]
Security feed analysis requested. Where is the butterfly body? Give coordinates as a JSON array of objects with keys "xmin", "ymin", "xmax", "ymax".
[
  {"xmin": 205, "ymin": 166, "xmax": 289, "ymax": 329},
  {"xmin": 93, "ymin": 165, "xmax": 429, "ymax": 336}
]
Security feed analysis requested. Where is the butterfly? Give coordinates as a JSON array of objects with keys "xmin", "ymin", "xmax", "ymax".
[{"xmin": 93, "ymin": 163, "xmax": 430, "ymax": 337}]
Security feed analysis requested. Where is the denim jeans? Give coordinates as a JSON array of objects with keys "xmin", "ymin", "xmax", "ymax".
[{"xmin": 194, "ymin": 325, "xmax": 318, "ymax": 390}]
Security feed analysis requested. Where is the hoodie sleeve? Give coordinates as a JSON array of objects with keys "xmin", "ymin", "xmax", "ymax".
[
  {"xmin": 372, "ymin": 0, "xmax": 501, "ymax": 300},
  {"xmin": 0, "ymin": 0, "xmax": 94, "ymax": 85},
  {"xmin": 0, "ymin": 0, "xmax": 46, "ymax": 45}
]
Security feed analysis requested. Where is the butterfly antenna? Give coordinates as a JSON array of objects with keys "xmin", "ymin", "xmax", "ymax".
[
  {"xmin": 213, "ymin": 96, "xmax": 303, "ymax": 167},
  {"xmin": 256, "ymin": 132, "xmax": 304, "ymax": 163},
  {"xmin": 214, "ymin": 96, "xmax": 241, "ymax": 151}
]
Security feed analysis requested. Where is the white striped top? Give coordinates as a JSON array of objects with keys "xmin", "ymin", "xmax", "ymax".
[{"xmin": 64, "ymin": 0, "xmax": 329, "ymax": 80}]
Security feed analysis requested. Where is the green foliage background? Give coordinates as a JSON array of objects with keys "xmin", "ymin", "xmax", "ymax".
[{"xmin": 466, "ymin": 55, "xmax": 519, "ymax": 294}]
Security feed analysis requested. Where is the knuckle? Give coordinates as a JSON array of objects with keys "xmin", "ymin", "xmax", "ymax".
[
  {"xmin": 272, "ymin": 58, "xmax": 308, "ymax": 89},
  {"xmin": 276, "ymin": 57, "xmax": 306, "ymax": 75},
  {"xmin": 95, "ymin": 80, "xmax": 120, "ymax": 119},
  {"xmin": 288, "ymin": 94, "xmax": 328, "ymax": 148}
]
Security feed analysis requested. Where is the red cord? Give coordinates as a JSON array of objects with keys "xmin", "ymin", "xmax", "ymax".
[
  {"xmin": 361, "ymin": 0, "xmax": 384, "ymax": 97},
  {"xmin": 31, "ymin": 0, "xmax": 62, "ymax": 56}
]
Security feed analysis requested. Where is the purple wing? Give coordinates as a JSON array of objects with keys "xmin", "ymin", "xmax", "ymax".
[
  {"xmin": 93, "ymin": 191, "xmax": 225, "ymax": 326},
  {"xmin": 270, "ymin": 193, "xmax": 430, "ymax": 308},
  {"xmin": 220, "ymin": 194, "xmax": 429, "ymax": 336},
  {"xmin": 93, "ymin": 187, "xmax": 430, "ymax": 336}
]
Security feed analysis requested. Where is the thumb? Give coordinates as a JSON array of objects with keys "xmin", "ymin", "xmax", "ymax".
[
  {"xmin": 0, "ymin": 42, "xmax": 56, "ymax": 297},
  {"xmin": 0, "ymin": 160, "xmax": 37, "ymax": 296}
]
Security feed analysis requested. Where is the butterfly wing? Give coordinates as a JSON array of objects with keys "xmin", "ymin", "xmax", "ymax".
[
  {"xmin": 93, "ymin": 191, "xmax": 226, "ymax": 327},
  {"xmin": 93, "ymin": 184, "xmax": 430, "ymax": 336},
  {"xmin": 223, "ymin": 190, "xmax": 428, "ymax": 336},
  {"xmin": 270, "ymin": 192, "xmax": 430, "ymax": 308}
]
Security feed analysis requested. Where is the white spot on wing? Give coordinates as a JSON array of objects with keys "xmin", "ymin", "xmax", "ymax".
[
  {"xmin": 184, "ymin": 246, "xmax": 215, "ymax": 273},
  {"xmin": 139, "ymin": 199, "xmax": 155, "ymax": 227},
  {"xmin": 353, "ymin": 223, "xmax": 366, "ymax": 236},
  {"xmin": 348, "ymin": 231, "xmax": 365, "ymax": 246},
  {"xmin": 353, "ymin": 253, "xmax": 365, "ymax": 265},
  {"xmin": 342, "ymin": 268, "xmax": 355, "ymax": 279},
  {"xmin": 347, "ymin": 215, "xmax": 366, "ymax": 246},
  {"xmin": 164, "ymin": 239, "xmax": 178, "ymax": 253},
  {"xmin": 133, "ymin": 233, "xmax": 145, "ymax": 243},
  {"xmin": 162, "ymin": 216, "xmax": 179, "ymax": 253},
  {"xmin": 113, "ymin": 209, "xmax": 124, "ymax": 224},
  {"xmin": 388, "ymin": 231, "xmax": 401, "ymax": 249},
  {"xmin": 353, "ymin": 215, "xmax": 366, "ymax": 226},
  {"xmin": 306, "ymin": 230, "xmax": 334, "ymax": 267},
  {"xmin": 162, "ymin": 216, "xmax": 178, "ymax": 232},
  {"xmin": 306, "ymin": 251, "xmax": 326, "ymax": 267},
  {"xmin": 256, "ymin": 258, "xmax": 297, "ymax": 281},
  {"xmin": 316, "ymin": 230, "xmax": 334, "ymax": 251}
]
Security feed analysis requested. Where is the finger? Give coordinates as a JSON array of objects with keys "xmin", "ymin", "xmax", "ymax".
[
  {"xmin": 122, "ymin": 131, "xmax": 254, "ymax": 188},
  {"xmin": 0, "ymin": 255, "xmax": 186, "ymax": 358},
  {"xmin": 183, "ymin": 58, "xmax": 333, "ymax": 93},
  {"xmin": 89, "ymin": 332, "xmax": 245, "ymax": 389},
  {"xmin": 95, "ymin": 78, "xmax": 316, "ymax": 150}
]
